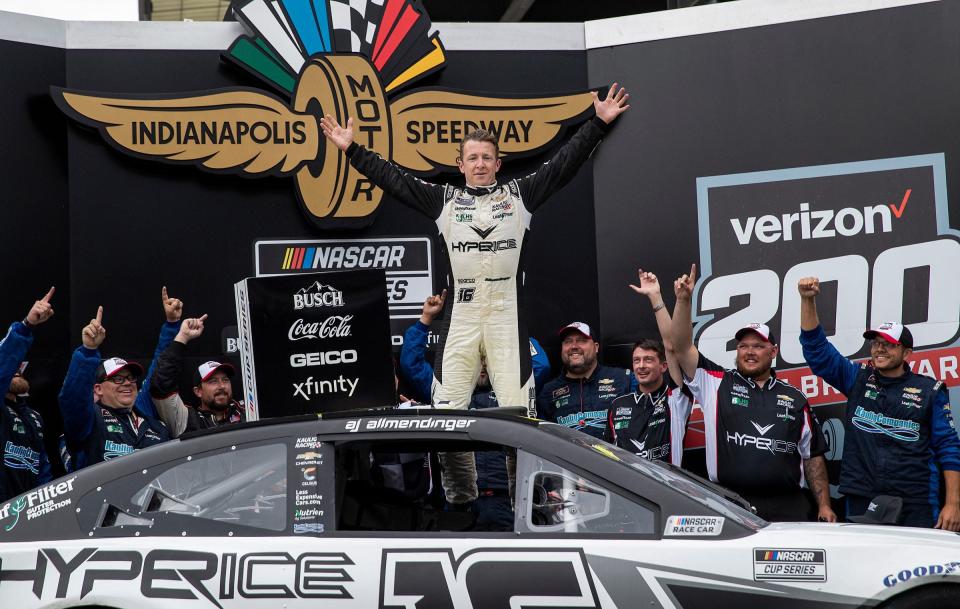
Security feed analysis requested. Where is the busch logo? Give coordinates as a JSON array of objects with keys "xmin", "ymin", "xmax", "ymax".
[
  {"xmin": 288, "ymin": 315, "xmax": 353, "ymax": 341},
  {"xmin": 294, "ymin": 281, "xmax": 344, "ymax": 309}
]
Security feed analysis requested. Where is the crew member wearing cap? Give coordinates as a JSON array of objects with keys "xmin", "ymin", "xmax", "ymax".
[
  {"xmin": 151, "ymin": 314, "xmax": 244, "ymax": 437},
  {"xmin": 0, "ymin": 288, "xmax": 55, "ymax": 502},
  {"xmin": 58, "ymin": 289, "xmax": 182, "ymax": 469},
  {"xmin": 798, "ymin": 276, "xmax": 960, "ymax": 530},
  {"xmin": 672, "ymin": 265, "xmax": 836, "ymax": 522},
  {"xmin": 536, "ymin": 321, "xmax": 632, "ymax": 439}
]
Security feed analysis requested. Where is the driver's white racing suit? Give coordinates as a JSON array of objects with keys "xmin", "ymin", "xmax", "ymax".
[
  {"xmin": 347, "ymin": 116, "xmax": 608, "ymax": 503},
  {"xmin": 347, "ymin": 116, "xmax": 608, "ymax": 412}
]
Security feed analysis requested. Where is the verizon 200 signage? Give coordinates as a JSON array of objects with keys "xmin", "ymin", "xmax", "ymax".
[
  {"xmin": 235, "ymin": 270, "xmax": 394, "ymax": 419},
  {"xmin": 693, "ymin": 153, "xmax": 960, "ymax": 400}
]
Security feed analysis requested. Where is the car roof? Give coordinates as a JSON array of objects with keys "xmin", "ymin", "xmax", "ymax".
[{"xmin": 178, "ymin": 406, "xmax": 537, "ymax": 441}]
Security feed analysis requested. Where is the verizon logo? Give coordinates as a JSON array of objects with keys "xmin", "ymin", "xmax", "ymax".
[{"xmin": 730, "ymin": 189, "xmax": 910, "ymax": 245}]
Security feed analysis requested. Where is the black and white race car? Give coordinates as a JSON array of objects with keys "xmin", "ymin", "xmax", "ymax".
[{"xmin": 0, "ymin": 408, "xmax": 957, "ymax": 608}]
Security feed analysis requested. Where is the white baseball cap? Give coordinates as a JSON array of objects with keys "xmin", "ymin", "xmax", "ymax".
[
  {"xmin": 734, "ymin": 323, "xmax": 777, "ymax": 344},
  {"xmin": 558, "ymin": 321, "xmax": 594, "ymax": 340}
]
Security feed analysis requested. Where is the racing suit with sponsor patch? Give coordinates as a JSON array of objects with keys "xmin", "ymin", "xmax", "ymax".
[
  {"xmin": 801, "ymin": 325, "xmax": 960, "ymax": 524},
  {"xmin": 686, "ymin": 354, "xmax": 827, "ymax": 520},
  {"xmin": 348, "ymin": 117, "xmax": 608, "ymax": 413},
  {"xmin": 536, "ymin": 365, "xmax": 632, "ymax": 439},
  {"xmin": 0, "ymin": 322, "xmax": 51, "ymax": 502},
  {"xmin": 604, "ymin": 380, "xmax": 693, "ymax": 466}
]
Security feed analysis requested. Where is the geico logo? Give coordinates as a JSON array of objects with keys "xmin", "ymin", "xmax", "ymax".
[
  {"xmin": 726, "ymin": 432, "xmax": 797, "ymax": 454},
  {"xmin": 730, "ymin": 201, "xmax": 897, "ymax": 245},
  {"xmin": 288, "ymin": 315, "xmax": 353, "ymax": 341},
  {"xmin": 290, "ymin": 350, "xmax": 358, "ymax": 367},
  {"xmin": 314, "ymin": 245, "xmax": 405, "ymax": 269},
  {"xmin": 294, "ymin": 291, "xmax": 344, "ymax": 309},
  {"xmin": 451, "ymin": 239, "xmax": 517, "ymax": 252}
]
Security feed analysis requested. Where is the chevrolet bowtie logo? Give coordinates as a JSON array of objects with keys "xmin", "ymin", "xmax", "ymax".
[{"xmin": 470, "ymin": 225, "xmax": 496, "ymax": 239}]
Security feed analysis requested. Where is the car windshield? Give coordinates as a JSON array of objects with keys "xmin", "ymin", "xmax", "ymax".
[{"xmin": 540, "ymin": 424, "xmax": 766, "ymax": 528}]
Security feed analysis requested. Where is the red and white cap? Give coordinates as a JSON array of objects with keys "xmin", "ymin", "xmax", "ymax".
[
  {"xmin": 195, "ymin": 360, "xmax": 235, "ymax": 385},
  {"xmin": 558, "ymin": 321, "xmax": 594, "ymax": 340},
  {"xmin": 863, "ymin": 322, "xmax": 914, "ymax": 349},
  {"xmin": 100, "ymin": 357, "xmax": 144, "ymax": 380},
  {"xmin": 734, "ymin": 323, "xmax": 777, "ymax": 344}
]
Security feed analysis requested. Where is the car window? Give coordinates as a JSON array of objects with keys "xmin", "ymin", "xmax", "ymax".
[
  {"xmin": 130, "ymin": 442, "xmax": 287, "ymax": 531},
  {"xmin": 515, "ymin": 450, "xmax": 655, "ymax": 535},
  {"xmin": 539, "ymin": 423, "xmax": 765, "ymax": 528}
]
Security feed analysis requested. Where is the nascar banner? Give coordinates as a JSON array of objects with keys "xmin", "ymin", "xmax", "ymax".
[{"xmin": 234, "ymin": 270, "xmax": 395, "ymax": 419}]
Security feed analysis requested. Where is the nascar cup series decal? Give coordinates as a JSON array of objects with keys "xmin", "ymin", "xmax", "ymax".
[
  {"xmin": 663, "ymin": 515, "xmax": 724, "ymax": 536},
  {"xmin": 753, "ymin": 548, "xmax": 827, "ymax": 582},
  {"xmin": 51, "ymin": 0, "xmax": 596, "ymax": 229}
]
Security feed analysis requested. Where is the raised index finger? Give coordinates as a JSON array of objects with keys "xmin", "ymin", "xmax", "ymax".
[
  {"xmin": 95, "ymin": 306, "xmax": 103, "ymax": 323},
  {"xmin": 689, "ymin": 263, "xmax": 698, "ymax": 283},
  {"xmin": 42, "ymin": 286, "xmax": 55, "ymax": 303},
  {"xmin": 161, "ymin": 286, "xmax": 169, "ymax": 302}
]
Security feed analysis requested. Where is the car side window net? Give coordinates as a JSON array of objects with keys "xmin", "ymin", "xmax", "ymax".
[
  {"xmin": 516, "ymin": 451, "xmax": 654, "ymax": 535},
  {"xmin": 130, "ymin": 443, "xmax": 287, "ymax": 531}
]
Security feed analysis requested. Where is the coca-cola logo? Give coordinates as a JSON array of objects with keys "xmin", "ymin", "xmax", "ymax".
[{"xmin": 288, "ymin": 315, "xmax": 353, "ymax": 341}]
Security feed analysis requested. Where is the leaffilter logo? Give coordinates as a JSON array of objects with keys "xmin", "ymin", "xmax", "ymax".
[{"xmin": 50, "ymin": 0, "xmax": 596, "ymax": 229}]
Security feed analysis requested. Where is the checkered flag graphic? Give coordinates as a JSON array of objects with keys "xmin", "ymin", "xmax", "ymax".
[{"xmin": 329, "ymin": 0, "xmax": 385, "ymax": 54}]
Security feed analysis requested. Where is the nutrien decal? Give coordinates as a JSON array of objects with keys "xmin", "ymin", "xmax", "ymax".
[{"xmin": 50, "ymin": 0, "xmax": 595, "ymax": 229}]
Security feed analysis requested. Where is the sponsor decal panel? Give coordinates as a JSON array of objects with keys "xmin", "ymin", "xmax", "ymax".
[
  {"xmin": 0, "ymin": 477, "xmax": 76, "ymax": 531},
  {"xmin": 883, "ymin": 561, "xmax": 960, "ymax": 588},
  {"xmin": 663, "ymin": 515, "xmax": 724, "ymax": 536},
  {"xmin": 0, "ymin": 549, "xmax": 353, "ymax": 602},
  {"xmin": 259, "ymin": 238, "xmax": 434, "ymax": 345},
  {"xmin": 753, "ymin": 548, "xmax": 827, "ymax": 582}
]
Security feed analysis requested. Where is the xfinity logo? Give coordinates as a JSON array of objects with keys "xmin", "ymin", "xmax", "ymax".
[
  {"xmin": 288, "ymin": 315, "xmax": 352, "ymax": 341},
  {"xmin": 729, "ymin": 190, "xmax": 909, "ymax": 245},
  {"xmin": 293, "ymin": 375, "xmax": 359, "ymax": 400},
  {"xmin": 451, "ymin": 239, "xmax": 517, "ymax": 252},
  {"xmin": 294, "ymin": 281, "xmax": 344, "ymax": 309},
  {"xmin": 290, "ymin": 350, "xmax": 358, "ymax": 367}
]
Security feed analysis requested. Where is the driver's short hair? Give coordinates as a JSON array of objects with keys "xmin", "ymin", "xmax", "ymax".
[
  {"xmin": 458, "ymin": 129, "xmax": 499, "ymax": 158},
  {"xmin": 632, "ymin": 338, "xmax": 666, "ymax": 363}
]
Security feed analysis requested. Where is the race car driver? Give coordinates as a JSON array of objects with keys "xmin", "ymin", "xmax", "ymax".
[
  {"xmin": 400, "ymin": 291, "xmax": 550, "ymax": 509},
  {"xmin": 672, "ymin": 265, "xmax": 836, "ymax": 522},
  {"xmin": 797, "ymin": 276, "xmax": 960, "ymax": 530},
  {"xmin": 605, "ymin": 269, "xmax": 692, "ymax": 466},
  {"xmin": 319, "ymin": 83, "xmax": 629, "ymax": 417}
]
